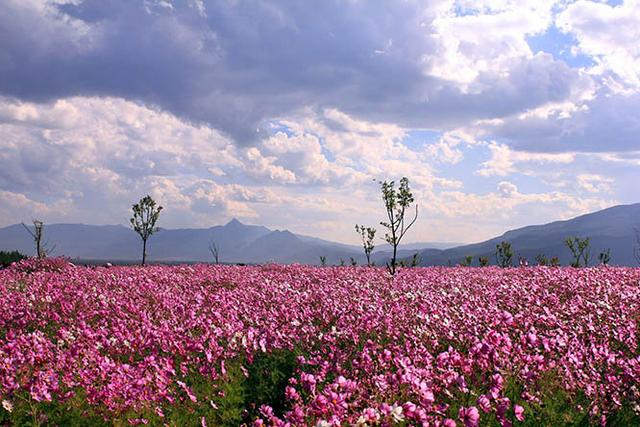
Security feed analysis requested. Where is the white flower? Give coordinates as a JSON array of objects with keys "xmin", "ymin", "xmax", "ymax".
[
  {"xmin": 356, "ymin": 416, "xmax": 368, "ymax": 426},
  {"xmin": 316, "ymin": 421, "xmax": 331, "ymax": 427},
  {"xmin": 2, "ymin": 399, "xmax": 13, "ymax": 413},
  {"xmin": 391, "ymin": 404, "xmax": 404, "ymax": 422}
]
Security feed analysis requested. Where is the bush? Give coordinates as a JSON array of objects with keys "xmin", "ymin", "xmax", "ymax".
[
  {"xmin": 9, "ymin": 256, "xmax": 71, "ymax": 273},
  {"xmin": 0, "ymin": 250, "xmax": 26, "ymax": 269}
]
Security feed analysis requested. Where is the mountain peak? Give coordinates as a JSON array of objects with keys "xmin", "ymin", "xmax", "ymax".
[{"xmin": 225, "ymin": 218, "xmax": 244, "ymax": 227}]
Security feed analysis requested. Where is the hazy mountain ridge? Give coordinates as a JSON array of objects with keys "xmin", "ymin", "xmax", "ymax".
[
  {"xmin": 418, "ymin": 203, "xmax": 640, "ymax": 266},
  {"xmin": 1, "ymin": 203, "xmax": 638, "ymax": 265}
]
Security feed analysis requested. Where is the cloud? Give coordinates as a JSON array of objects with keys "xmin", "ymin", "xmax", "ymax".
[
  {"xmin": 576, "ymin": 173, "xmax": 613, "ymax": 193},
  {"xmin": 0, "ymin": 0, "xmax": 586, "ymax": 142},
  {"xmin": 0, "ymin": 0, "xmax": 635, "ymax": 245},
  {"xmin": 473, "ymin": 89, "xmax": 640, "ymax": 153},
  {"xmin": 556, "ymin": 0, "xmax": 640, "ymax": 89},
  {"xmin": 497, "ymin": 181, "xmax": 518, "ymax": 198},
  {"xmin": 476, "ymin": 142, "xmax": 575, "ymax": 176}
]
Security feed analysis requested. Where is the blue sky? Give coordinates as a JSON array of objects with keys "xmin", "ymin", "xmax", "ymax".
[{"xmin": 0, "ymin": 0, "xmax": 638, "ymax": 244}]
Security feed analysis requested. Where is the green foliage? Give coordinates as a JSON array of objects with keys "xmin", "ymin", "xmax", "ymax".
[
  {"xmin": 410, "ymin": 252, "xmax": 421, "ymax": 267},
  {"xmin": 244, "ymin": 349, "xmax": 298, "ymax": 419},
  {"xmin": 495, "ymin": 241, "xmax": 513, "ymax": 268},
  {"xmin": 319, "ymin": 256, "xmax": 327, "ymax": 267},
  {"xmin": 350, "ymin": 257, "xmax": 358, "ymax": 266},
  {"xmin": 0, "ymin": 349, "xmax": 300, "ymax": 427},
  {"xmin": 130, "ymin": 195, "xmax": 163, "ymax": 266},
  {"xmin": 355, "ymin": 224, "xmax": 376, "ymax": 266},
  {"xmin": 0, "ymin": 250, "xmax": 26, "ymax": 269},
  {"xmin": 598, "ymin": 248, "xmax": 611, "ymax": 265},
  {"xmin": 460, "ymin": 255, "xmax": 473, "ymax": 267},
  {"xmin": 478, "ymin": 256, "xmax": 489, "ymax": 267},
  {"xmin": 550, "ymin": 256, "xmax": 561, "ymax": 267},
  {"xmin": 565, "ymin": 236, "xmax": 591, "ymax": 268},
  {"xmin": 535, "ymin": 254, "xmax": 548, "ymax": 266},
  {"xmin": 378, "ymin": 177, "xmax": 418, "ymax": 276}
]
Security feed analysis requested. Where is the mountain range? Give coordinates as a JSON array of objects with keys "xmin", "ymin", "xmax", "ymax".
[
  {"xmin": 0, "ymin": 203, "xmax": 638, "ymax": 266},
  {"xmin": 418, "ymin": 203, "xmax": 640, "ymax": 266}
]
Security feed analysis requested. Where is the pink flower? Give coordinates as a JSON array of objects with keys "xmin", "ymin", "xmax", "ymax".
[
  {"xmin": 459, "ymin": 406, "xmax": 480, "ymax": 427},
  {"xmin": 477, "ymin": 394, "xmax": 491, "ymax": 413},
  {"xmin": 285, "ymin": 386, "xmax": 300, "ymax": 401},
  {"xmin": 514, "ymin": 405, "xmax": 525, "ymax": 422}
]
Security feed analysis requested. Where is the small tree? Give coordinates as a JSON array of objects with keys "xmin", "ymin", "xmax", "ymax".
[
  {"xmin": 355, "ymin": 225, "xmax": 376, "ymax": 267},
  {"xmin": 495, "ymin": 241, "xmax": 513, "ymax": 268},
  {"xmin": 460, "ymin": 255, "xmax": 473, "ymax": 267},
  {"xmin": 598, "ymin": 248, "xmax": 611, "ymax": 265},
  {"xmin": 339, "ymin": 258, "xmax": 345, "ymax": 267},
  {"xmin": 635, "ymin": 228, "xmax": 640, "ymax": 265},
  {"xmin": 535, "ymin": 254, "xmax": 548, "ymax": 266},
  {"xmin": 130, "ymin": 195, "xmax": 163, "ymax": 266},
  {"xmin": 410, "ymin": 252, "xmax": 421, "ymax": 267},
  {"xmin": 22, "ymin": 219, "xmax": 55, "ymax": 258},
  {"xmin": 0, "ymin": 250, "xmax": 26, "ymax": 268},
  {"xmin": 550, "ymin": 256, "xmax": 561, "ymax": 267},
  {"xmin": 350, "ymin": 257, "xmax": 358, "ymax": 266},
  {"xmin": 319, "ymin": 256, "xmax": 327, "ymax": 267},
  {"xmin": 565, "ymin": 236, "xmax": 591, "ymax": 268},
  {"xmin": 478, "ymin": 256, "xmax": 489, "ymax": 267},
  {"xmin": 209, "ymin": 240, "xmax": 221, "ymax": 264},
  {"xmin": 379, "ymin": 177, "xmax": 418, "ymax": 276}
]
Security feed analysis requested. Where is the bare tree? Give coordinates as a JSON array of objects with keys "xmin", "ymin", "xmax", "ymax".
[
  {"xmin": 355, "ymin": 224, "xmax": 376, "ymax": 266},
  {"xmin": 208, "ymin": 240, "xmax": 221, "ymax": 264},
  {"xmin": 21, "ymin": 219, "xmax": 55, "ymax": 258},
  {"xmin": 379, "ymin": 177, "xmax": 418, "ymax": 276},
  {"xmin": 130, "ymin": 195, "xmax": 163, "ymax": 266}
]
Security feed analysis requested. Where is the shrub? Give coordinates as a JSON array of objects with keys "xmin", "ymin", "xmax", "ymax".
[
  {"xmin": 495, "ymin": 241, "xmax": 513, "ymax": 268},
  {"xmin": 0, "ymin": 250, "xmax": 26, "ymax": 269}
]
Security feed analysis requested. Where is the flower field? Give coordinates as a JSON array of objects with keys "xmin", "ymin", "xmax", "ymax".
[{"xmin": 1, "ymin": 259, "xmax": 640, "ymax": 426}]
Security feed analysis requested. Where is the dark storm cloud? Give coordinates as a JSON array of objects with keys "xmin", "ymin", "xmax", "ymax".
[{"xmin": 0, "ymin": 0, "xmax": 583, "ymax": 143}]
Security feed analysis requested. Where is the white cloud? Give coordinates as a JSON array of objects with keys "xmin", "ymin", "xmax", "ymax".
[
  {"xmin": 556, "ymin": 0, "xmax": 640, "ymax": 89},
  {"xmin": 0, "ymin": 1, "xmax": 636, "ymax": 245},
  {"xmin": 576, "ymin": 173, "xmax": 613, "ymax": 193},
  {"xmin": 476, "ymin": 142, "xmax": 575, "ymax": 176},
  {"xmin": 429, "ymin": 0, "xmax": 556, "ymax": 88},
  {"xmin": 497, "ymin": 181, "xmax": 518, "ymax": 197}
]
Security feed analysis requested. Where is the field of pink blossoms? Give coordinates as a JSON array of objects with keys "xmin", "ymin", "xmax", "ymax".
[{"xmin": 1, "ymin": 258, "xmax": 640, "ymax": 426}]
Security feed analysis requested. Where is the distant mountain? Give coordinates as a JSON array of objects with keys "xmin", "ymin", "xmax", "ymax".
[
  {"xmin": 418, "ymin": 203, "xmax": 640, "ymax": 266},
  {"xmin": 0, "ymin": 219, "xmax": 425, "ymax": 265},
  {"xmin": 2, "ymin": 203, "xmax": 638, "ymax": 266}
]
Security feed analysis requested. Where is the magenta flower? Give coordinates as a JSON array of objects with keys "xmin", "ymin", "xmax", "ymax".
[
  {"xmin": 514, "ymin": 404, "xmax": 525, "ymax": 422},
  {"xmin": 459, "ymin": 406, "xmax": 480, "ymax": 427}
]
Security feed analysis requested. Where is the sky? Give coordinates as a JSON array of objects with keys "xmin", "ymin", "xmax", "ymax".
[{"xmin": 0, "ymin": 0, "xmax": 639, "ymax": 245}]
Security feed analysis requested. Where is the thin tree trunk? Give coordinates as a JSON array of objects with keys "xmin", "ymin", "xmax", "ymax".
[
  {"xmin": 392, "ymin": 244, "xmax": 398, "ymax": 275},
  {"xmin": 142, "ymin": 239, "xmax": 147, "ymax": 266}
]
